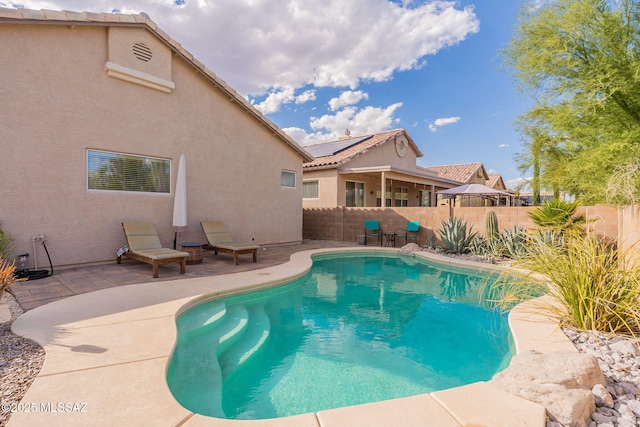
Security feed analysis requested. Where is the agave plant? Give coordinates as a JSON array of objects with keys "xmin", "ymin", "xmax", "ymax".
[
  {"xmin": 500, "ymin": 226, "xmax": 528, "ymax": 259},
  {"xmin": 437, "ymin": 217, "xmax": 477, "ymax": 254}
]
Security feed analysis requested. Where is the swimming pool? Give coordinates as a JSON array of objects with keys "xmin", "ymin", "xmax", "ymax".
[{"xmin": 167, "ymin": 252, "xmax": 514, "ymax": 420}]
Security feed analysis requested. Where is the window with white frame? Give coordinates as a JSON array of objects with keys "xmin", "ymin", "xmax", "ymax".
[
  {"xmin": 281, "ymin": 170, "xmax": 296, "ymax": 188},
  {"xmin": 87, "ymin": 149, "xmax": 170, "ymax": 193},
  {"xmin": 303, "ymin": 180, "xmax": 319, "ymax": 198},
  {"xmin": 395, "ymin": 187, "xmax": 408, "ymax": 206},
  {"xmin": 346, "ymin": 181, "xmax": 365, "ymax": 207}
]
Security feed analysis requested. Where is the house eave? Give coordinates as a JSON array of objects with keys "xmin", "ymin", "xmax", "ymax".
[{"xmin": 0, "ymin": 7, "xmax": 315, "ymax": 163}]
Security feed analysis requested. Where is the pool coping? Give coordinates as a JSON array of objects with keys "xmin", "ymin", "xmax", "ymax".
[{"xmin": 7, "ymin": 247, "xmax": 572, "ymax": 426}]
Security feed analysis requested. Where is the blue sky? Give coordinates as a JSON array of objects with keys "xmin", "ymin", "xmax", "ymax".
[{"xmin": 4, "ymin": 0, "xmax": 533, "ymax": 188}]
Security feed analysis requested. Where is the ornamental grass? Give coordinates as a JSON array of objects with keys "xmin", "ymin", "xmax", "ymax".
[
  {"xmin": 0, "ymin": 257, "xmax": 18, "ymax": 296},
  {"xmin": 486, "ymin": 232, "xmax": 640, "ymax": 337}
]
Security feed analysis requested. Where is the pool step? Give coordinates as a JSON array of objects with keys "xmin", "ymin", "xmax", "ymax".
[
  {"xmin": 219, "ymin": 304, "xmax": 271, "ymax": 378},
  {"xmin": 176, "ymin": 300, "xmax": 227, "ymax": 338},
  {"xmin": 167, "ymin": 324, "xmax": 225, "ymax": 418},
  {"xmin": 214, "ymin": 304, "xmax": 249, "ymax": 355}
]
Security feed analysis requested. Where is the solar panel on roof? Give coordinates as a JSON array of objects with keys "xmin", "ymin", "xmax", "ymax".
[{"xmin": 305, "ymin": 136, "xmax": 372, "ymax": 158}]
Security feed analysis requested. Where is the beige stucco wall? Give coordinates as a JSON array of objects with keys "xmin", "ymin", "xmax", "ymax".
[
  {"xmin": 1, "ymin": 23, "xmax": 305, "ymax": 268},
  {"xmin": 302, "ymin": 169, "xmax": 339, "ymax": 208}
]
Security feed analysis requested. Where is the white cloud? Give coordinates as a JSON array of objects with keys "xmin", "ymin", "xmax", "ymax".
[
  {"xmin": 505, "ymin": 177, "xmax": 531, "ymax": 191},
  {"xmin": 499, "ymin": 143, "xmax": 509, "ymax": 148},
  {"xmin": 295, "ymin": 90, "xmax": 317, "ymax": 104},
  {"xmin": 328, "ymin": 90, "xmax": 369, "ymax": 111},
  {"xmin": 428, "ymin": 116, "xmax": 461, "ymax": 132},
  {"xmin": 252, "ymin": 88, "xmax": 295, "ymax": 114},
  {"xmin": 15, "ymin": 0, "xmax": 479, "ymax": 96},
  {"xmin": 286, "ymin": 102, "xmax": 402, "ymax": 145}
]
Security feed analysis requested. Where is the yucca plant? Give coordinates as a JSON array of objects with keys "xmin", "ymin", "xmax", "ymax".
[
  {"xmin": 488, "ymin": 233, "xmax": 640, "ymax": 337},
  {"xmin": 437, "ymin": 217, "xmax": 477, "ymax": 254}
]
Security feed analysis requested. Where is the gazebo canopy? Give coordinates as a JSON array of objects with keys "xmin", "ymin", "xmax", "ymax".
[{"xmin": 437, "ymin": 183, "xmax": 512, "ymax": 197}]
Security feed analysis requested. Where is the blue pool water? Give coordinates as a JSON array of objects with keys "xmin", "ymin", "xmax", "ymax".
[{"xmin": 167, "ymin": 252, "xmax": 514, "ymax": 419}]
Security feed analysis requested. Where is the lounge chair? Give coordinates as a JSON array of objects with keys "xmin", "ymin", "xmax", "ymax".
[
  {"xmin": 364, "ymin": 220, "xmax": 382, "ymax": 246},
  {"xmin": 200, "ymin": 221, "xmax": 260, "ymax": 265},
  {"xmin": 396, "ymin": 221, "xmax": 420, "ymax": 246},
  {"xmin": 118, "ymin": 222, "xmax": 189, "ymax": 278}
]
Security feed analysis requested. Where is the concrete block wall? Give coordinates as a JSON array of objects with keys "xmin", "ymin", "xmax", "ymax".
[{"xmin": 303, "ymin": 205, "xmax": 623, "ymax": 247}]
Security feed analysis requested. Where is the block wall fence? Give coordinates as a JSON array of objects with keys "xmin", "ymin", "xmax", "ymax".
[{"xmin": 303, "ymin": 205, "xmax": 625, "ymax": 247}]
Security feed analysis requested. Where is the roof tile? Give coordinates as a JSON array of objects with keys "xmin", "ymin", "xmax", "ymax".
[
  {"xmin": 63, "ymin": 10, "xmax": 88, "ymax": 21},
  {"xmin": 0, "ymin": 8, "xmax": 23, "ymax": 19},
  {"xmin": 19, "ymin": 8, "xmax": 46, "ymax": 20},
  {"xmin": 43, "ymin": 9, "xmax": 67, "ymax": 21},
  {"xmin": 303, "ymin": 129, "xmax": 417, "ymax": 169},
  {"xmin": 429, "ymin": 162, "xmax": 486, "ymax": 183}
]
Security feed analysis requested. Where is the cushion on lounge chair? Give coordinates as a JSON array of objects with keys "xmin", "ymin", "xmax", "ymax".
[
  {"xmin": 119, "ymin": 222, "xmax": 188, "ymax": 278},
  {"xmin": 201, "ymin": 221, "xmax": 260, "ymax": 265}
]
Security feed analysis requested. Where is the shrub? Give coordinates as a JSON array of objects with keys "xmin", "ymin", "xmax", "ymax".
[
  {"xmin": 437, "ymin": 217, "xmax": 477, "ymax": 254},
  {"xmin": 0, "ymin": 223, "xmax": 14, "ymax": 261}
]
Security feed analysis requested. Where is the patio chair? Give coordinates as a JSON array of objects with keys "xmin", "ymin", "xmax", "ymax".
[
  {"xmin": 118, "ymin": 222, "xmax": 189, "ymax": 278},
  {"xmin": 396, "ymin": 221, "xmax": 420, "ymax": 246},
  {"xmin": 364, "ymin": 220, "xmax": 382, "ymax": 246},
  {"xmin": 200, "ymin": 221, "xmax": 260, "ymax": 265}
]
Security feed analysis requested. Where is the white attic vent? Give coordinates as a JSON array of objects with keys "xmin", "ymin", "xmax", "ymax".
[{"xmin": 132, "ymin": 42, "xmax": 153, "ymax": 62}]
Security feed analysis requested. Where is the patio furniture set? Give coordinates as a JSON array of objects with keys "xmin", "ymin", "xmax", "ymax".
[
  {"xmin": 364, "ymin": 220, "xmax": 420, "ymax": 247},
  {"xmin": 116, "ymin": 221, "xmax": 260, "ymax": 278}
]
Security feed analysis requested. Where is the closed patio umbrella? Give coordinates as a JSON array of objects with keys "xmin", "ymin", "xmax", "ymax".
[{"xmin": 172, "ymin": 154, "xmax": 187, "ymax": 249}]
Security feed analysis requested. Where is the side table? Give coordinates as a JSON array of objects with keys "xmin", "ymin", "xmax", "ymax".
[
  {"xmin": 180, "ymin": 242, "xmax": 204, "ymax": 265},
  {"xmin": 383, "ymin": 232, "xmax": 396, "ymax": 247}
]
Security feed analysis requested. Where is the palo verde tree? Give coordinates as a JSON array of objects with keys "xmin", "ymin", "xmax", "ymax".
[{"xmin": 504, "ymin": 0, "xmax": 640, "ymax": 204}]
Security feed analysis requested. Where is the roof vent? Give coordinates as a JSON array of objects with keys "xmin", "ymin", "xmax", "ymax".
[
  {"xmin": 132, "ymin": 42, "xmax": 152, "ymax": 62},
  {"xmin": 339, "ymin": 129, "xmax": 351, "ymax": 140}
]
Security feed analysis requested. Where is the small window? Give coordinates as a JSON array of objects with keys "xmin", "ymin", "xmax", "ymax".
[
  {"xmin": 303, "ymin": 180, "xmax": 319, "ymax": 198},
  {"xmin": 87, "ymin": 150, "xmax": 170, "ymax": 193},
  {"xmin": 281, "ymin": 170, "xmax": 296, "ymax": 188},
  {"xmin": 395, "ymin": 187, "xmax": 408, "ymax": 207}
]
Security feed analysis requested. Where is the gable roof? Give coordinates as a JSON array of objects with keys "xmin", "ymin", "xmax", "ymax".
[
  {"xmin": 0, "ymin": 7, "xmax": 313, "ymax": 163},
  {"xmin": 303, "ymin": 129, "xmax": 421, "ymax": 170},
  {"xmin": 486, "ymin": 174, "xmax": 507, "ymax": 191},
  {"xmin": 428, "ymin": 162, "xmax": 489, "ymax": 183}
]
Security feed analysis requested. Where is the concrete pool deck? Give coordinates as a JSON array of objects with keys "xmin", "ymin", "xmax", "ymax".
[{"xmin": 6, "ymin": 245, "xmax": 576, "ymax": 426}]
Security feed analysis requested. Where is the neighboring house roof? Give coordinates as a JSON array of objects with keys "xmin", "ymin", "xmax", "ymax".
[
  {"xmin": 0, "ymin": 7, "xmax": 313, "ymax": 163},
  {"xmin": 303, "ymin": 129, "xmax": 422, "ymax": 170},
  {"xmin": 486, "ymin": 174, "xmax": 507, "ymax": 191},
  {"xmin": 428, "ymin": 162, "xmax": 489, "ymax": 183}
]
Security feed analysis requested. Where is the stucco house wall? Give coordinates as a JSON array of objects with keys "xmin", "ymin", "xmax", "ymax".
[
  {"xmin": 303, "ymin": 130, "xmax": 461, "ymax": 209},
  {"xmin": 0, "ymin": 10, "xmax": 310, "ymax": 268}
]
